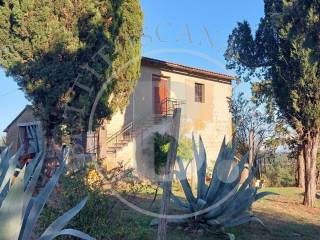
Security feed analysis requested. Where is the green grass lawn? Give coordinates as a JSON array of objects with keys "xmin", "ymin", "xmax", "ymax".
[
  {"xmin": 98, "ymin": 187, "xmax": 320, "ymax": 240},
  {"xmin": 41, "ymin": 181, "xmax": 320, "ymax": 240},
  {"xmin": 227, "ymin": 187, "xmax": 320, "ymax": 240}
]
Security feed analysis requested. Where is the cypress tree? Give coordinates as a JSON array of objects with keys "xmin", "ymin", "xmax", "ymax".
[
  {"xmin": 225, "ymin": 0, "xmax": 320, "ymax": 206},
  {"xmin": 0, "ymin": 0, "xmax": 143, "ymax": 140}
]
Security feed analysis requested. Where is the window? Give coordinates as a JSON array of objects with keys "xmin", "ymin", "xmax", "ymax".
[{"xmin": 195, "ymin": 83, "xmax": 205, "ymax": 103}]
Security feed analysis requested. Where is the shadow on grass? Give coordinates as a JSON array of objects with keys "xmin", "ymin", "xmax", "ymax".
[
  {"xmin": 36, "ymin": 172, "xmax": 320, "ymax": 240},
  {"xmin": 228, "ymin": 213, "xmax": 320, "ymax": 240}
]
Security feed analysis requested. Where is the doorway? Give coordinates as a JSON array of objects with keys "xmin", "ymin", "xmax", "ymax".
[{"xmin": 152, "ymin": 75, "xmax": 169, "ymax": 115}]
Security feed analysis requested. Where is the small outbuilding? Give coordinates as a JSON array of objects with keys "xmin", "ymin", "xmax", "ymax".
[{"xmin": 3, "ymin": 105, "xmax": 40, "ymax": 154}]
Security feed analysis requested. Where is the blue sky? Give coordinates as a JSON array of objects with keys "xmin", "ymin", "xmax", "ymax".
[{"xmin": 0, "ymin": 1, "xmax": 264, "ymax": 133}]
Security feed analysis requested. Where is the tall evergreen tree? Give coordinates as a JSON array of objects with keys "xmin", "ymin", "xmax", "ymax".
[
  {"xmin": 225, "ymin": 0, "xmax": 320, "ymax": 206},
  {"xmin": 0, "ymin": 0, "xmax": 143, "ymax": 141}
]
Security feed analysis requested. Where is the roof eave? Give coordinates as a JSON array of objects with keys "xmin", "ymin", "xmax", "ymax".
[
  {"xmin": 3, "ymin": 105, "xmax": 32, "ymax": 132},
  {"xmin": 141, "ymin": 57, "xmax": 235, "ymax": 82}
]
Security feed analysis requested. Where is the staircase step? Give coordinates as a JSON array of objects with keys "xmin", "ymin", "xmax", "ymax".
[
  {"xmin": 106, "ymin": 146, "xmax": 122, "ymax": 151},
  {"xmin": 106, "ymin": 143, "xmax": 129, "ymax": 150},
  {"xmin": 106, "ymin": 150, "xmax": 116, "ymax": 154},
  {"xmin": 113, "ymin": 143, "xmax": 128, "ymax": 148},
  {"xmin": 105, "ymin": 114, "xmax": 174, "ymax": 152},
  {"xmin": 105, "ymin": 151, "xmax": 116, "ymax": 156}
]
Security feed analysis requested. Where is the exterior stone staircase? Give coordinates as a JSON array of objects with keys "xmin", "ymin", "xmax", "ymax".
[
  {"xmin": 102, "ymin": 98, "xmax": 185, "ymax": 165},
  {"xmin": 104, "ymin": 115, "xmax": 170, "ymax": 157}
]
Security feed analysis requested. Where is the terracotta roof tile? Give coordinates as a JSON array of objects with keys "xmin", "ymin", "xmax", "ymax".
[{"xmin": 141, "ymin": 57, "xmax": 235, "ymax": 81}]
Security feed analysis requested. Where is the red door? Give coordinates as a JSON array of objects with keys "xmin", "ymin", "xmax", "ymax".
[{"xmin": 153, "ymin": 76, "xmax": 168, "ymax": 115}]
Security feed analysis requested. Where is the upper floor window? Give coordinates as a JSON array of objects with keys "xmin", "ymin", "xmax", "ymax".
[{"xmin": 195, "ymin": 83, "xmax": 205, "ymax": 103}]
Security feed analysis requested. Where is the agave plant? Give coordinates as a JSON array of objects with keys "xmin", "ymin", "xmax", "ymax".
[
  {"xmin": 0, "ymin": 125, "xmax": 95, "ymax": 240},
  {"xmin": 151, "ymin": 135, "xmax": 275, "ymax": 234}
]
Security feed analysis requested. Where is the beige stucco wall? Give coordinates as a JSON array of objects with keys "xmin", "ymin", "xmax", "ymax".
[
  {"xmin": 163, "ymin": 69, "xmax": 232, "ymax": 165},
  {"xmin": 99, "ymin": 65, "xmax": 232, "ymax": 177}
]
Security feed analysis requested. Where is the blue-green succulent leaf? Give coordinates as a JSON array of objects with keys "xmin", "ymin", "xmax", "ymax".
[
  {"xmin": 20, "ymin": 164, "xmax": 65, "ymax": 240},
  {"xmin": 0, "ymin": 167, "xmax": 26, "ymax": 240},
  {"xmin": 39, "ymin": 197, "xmax": 89, "ymax": 240}
]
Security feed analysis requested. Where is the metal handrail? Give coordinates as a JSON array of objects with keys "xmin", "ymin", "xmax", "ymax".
[
  {"xmin": 105, "ymin": 98, "xmax": 185, "ymax": 147},
  {"xmin": 160, "ymin": 97, "xmax": 186, "ymax": 117},
  {"xmin": 106, "ymin": 121, "xmax": 134, "ymax": 144}
]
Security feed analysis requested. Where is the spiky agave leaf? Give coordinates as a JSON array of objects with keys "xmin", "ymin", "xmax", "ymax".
[
  {"xmin": 170, "ymin": 192, "xmax": 189, "ymax": 211},
  {"xmin": 255, "ymin": 191, "xmax": 278, "ymax": 201},
  {"xmin": 203, "ymin": 154, "xmax": 251, "ymax": 221},
  {"xmin": 46, "ymin": 229, "xmax": 95, "ymax": 240},
  {"xmin": 0, "ymin": 146, "xmax": 24, "ymax": 208},
  {"xmin": 192, "ymin": 134, "xmax": 207, "ymax": 199},
  {"xmin": 208, "ymin": 143, "xmax": 237, "ymax": 205},
  {"xmin": 0, "ymin": 146, "xmax": 23, "ymax": 193},
  {"xmin": 24, "ymin": 152, "xmax": 43, "ymax": 189},
  {"xmin": 176, "ymin": 157, "xmax": 196, "ymax": 210},
  {"xmin": 0, "ymin": 145, "xmax": 10, "ymax": 171},
  {"xmin": 169, "ymin": 135, "xmax": 276, "ymax": 230},
  {"xmin": 0, "ymin": 125, "xmax": 95, "ymax": 240},
  {"xmin": 205, "ymin": 137, "xmax": 227, "ymax": 204},
  {"xmin": 0, "ymin": 166, "xmax": 27, "ymax": 240},
  {"xmin": 214, "ymin": 187, "xmax": 257, "ymax": 226},
  {"xmin": 20, "ymin": 162, "xmax": 65, "ymax": 240},
  {"xmin": 38, "ymin": 197, "xmax": 94, "ymax": 240}
]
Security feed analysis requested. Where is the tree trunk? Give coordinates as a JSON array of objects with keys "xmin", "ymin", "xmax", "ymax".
[
  {"xmin": 302, "ymin": 131, "xmax": 319, "ymax": 207},
  {"xmin": 297, "ymin": 145, "xmax": 305, "ymax": 188},
  {"xmin": 157, "ymin": 109, "xmax": 181, "ymax": 240},
  {"xmin": 248, "ymin": 129, "xmax": 254, "ymax": 186},
  {"xmin": 248, "ymin": 129, "xmax": 254, "ymax": 170},
  {"xmin": 317, "ymin": 169, "xmax": 320, "ymax": 189}
]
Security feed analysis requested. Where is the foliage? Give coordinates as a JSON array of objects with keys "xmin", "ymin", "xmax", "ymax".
[
  {"xmin": 86, "ymin": 168, "xmax": 104, "ymax": 190},
  {"xmin": 177, "ymin": 137, "xmax": 194, "ymax": 163},
  {"xmin": 226, "ymin": 0, "xmax": 320, "ymax": 133},
  {"xmin": 154, "ymin": 133, "xmax": 172, "ymax": 175},
  {"xmin": 38, "ymin": 167, "xmax": 109, "ymax": 240},
  {"xmin": 0, "ymin": 0, "xmax": 143, "ymax": 137},
  {"xmin": 231, "ymin": 92, "xmax": 282, "ymax": 155},
  {"xmin": 261, "ymin": 154, "xmax": 296, "ymax": 187},
  {"xmin": 231, "ymin": 92, "xmax": 290, "ymax": 180},
  {"xmin": 154, "ymin": 133, "xmax": 194, "ymax": 175},
  {"xmin": 225, "ymin": 0, "xmax": 320, "ymax": 206},
  {"xmin": 38, "ymin": 166, "xmax": 155, "ymax": 240},
  {"xmin": 0, "ymin": 125, "xmax": 93, "ymax": 240},
  {"xmin": 263, "ymin": 166, "xmax": 295, "ymax": 188},
  {"xmin": 151, "ymin": 135, "xmax": 276, "ymax": 237}
]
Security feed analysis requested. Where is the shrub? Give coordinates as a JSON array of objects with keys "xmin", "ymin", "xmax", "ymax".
[
  {"xmin": 177, "ymin": 137, "xmax": 194, "ymax": 162},
  {"xmin": 154, "ymin": 133, "xmax": 172, "ymax": 175},
  {"xmin": 38, "ymin": 166, "xmax": 155, "ymax": 240},
  {"xmin": 261, "ymin": 159, "xmax": 296, "ymax": 187},
  {"xmin": 37, "ymin": 167, "xmax": 111, "ymax": 239},
  {"xmin": 154, "ymin": 133, "xmax": 194, "ymax": 174}
]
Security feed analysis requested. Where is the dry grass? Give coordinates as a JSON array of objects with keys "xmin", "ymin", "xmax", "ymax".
[
  {"xmin": 231, "ymin": 187, "xmax": 320, "ymax": 240},
  {"xmin": 43, "ymin": 178, "xmax": 320, "ymax": 240},
  {"xmin": 116, "ymin": 187, "xmax": 320, "ymax": 240}
]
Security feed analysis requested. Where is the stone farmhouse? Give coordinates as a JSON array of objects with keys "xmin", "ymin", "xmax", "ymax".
[
  {"xmin": 96, "ymin": 57, "xmax": 234, "ymax": 177},
  {"xmin": 4, "ymin": 57, "xmax": 234, "ymax": 178}
]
